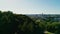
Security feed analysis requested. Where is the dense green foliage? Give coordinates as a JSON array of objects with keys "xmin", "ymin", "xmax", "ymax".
[{"xmin": 0, "ymin": 11, "xmax": 60, "ymax": 34}]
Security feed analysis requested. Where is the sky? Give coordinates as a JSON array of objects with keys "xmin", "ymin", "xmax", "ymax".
[{"xmin": 0, "ymin": 0, "xmax": 60, "ymax": 14}]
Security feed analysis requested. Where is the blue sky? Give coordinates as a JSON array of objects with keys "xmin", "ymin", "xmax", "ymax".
[{"xmin": 0, "ymin": 0, "xmax": 60, "ymax": 14}]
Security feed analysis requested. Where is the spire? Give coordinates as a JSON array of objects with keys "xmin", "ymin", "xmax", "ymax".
[{"xmin": 42, "ymin": 12, "xmax": 43, "ymax": 16}]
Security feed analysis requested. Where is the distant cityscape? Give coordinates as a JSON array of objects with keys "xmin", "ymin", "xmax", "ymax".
[{"xmin": 26, "ymin": 14, "xmax": 60, "ymax": 22}]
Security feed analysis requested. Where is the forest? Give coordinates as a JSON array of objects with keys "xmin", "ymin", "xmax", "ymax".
[{"xmin": 0, "ymin": 11, "xmax": 60, "ymax": 34}]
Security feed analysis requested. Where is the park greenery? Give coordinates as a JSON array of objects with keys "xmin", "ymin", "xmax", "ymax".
[{"xmin": 0, "ymin": 11, "xmax": 60, "ymax": 34}]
